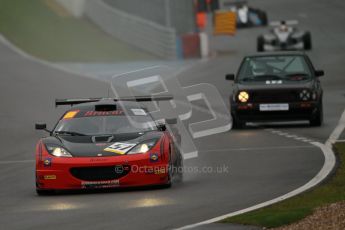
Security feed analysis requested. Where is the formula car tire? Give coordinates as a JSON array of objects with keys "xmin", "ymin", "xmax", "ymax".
[
  {"xmin": 257, "ymin": 36, "xmax": 265, "ymax": 52},
  {"xmin": 260, "ymin": 11, "xmax": 268, "ymax": 26},
  {"xmin": 303, "ymin": 32, "xmax": 312, "ymax": 50}
]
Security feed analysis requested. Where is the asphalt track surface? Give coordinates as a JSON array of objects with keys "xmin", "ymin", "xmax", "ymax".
[{"xmin": 0, "ymin": 0, "xmax": 344, "ymax": 229}]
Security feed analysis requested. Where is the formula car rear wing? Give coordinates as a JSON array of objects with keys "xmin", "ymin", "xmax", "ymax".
[
  {"xmin": 221, "ymin": 0, "xmax": 247, "ymax": 8},
  {"xmin": 55, "ymin": 95, "xmax": 173, "ymax": 107},
  {"xmin": 269, "ymin": 20, "xmax": 298, "ymax": 27}
]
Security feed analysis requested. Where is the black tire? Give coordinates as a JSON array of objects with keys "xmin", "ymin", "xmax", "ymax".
[
  {"xmin": 162, "ymin": 150, "xmax": 174, "ymax": 188},
  {"xmin": 260, "ymin": 11, "xmax": 268, "ymax": 26},
  {"xmin": 232, "ymin": 114, "xmax": 245, "ymax": 129},
  {"xmin": 257, "ymin": 36, "xmax": 264, "ymax": 52},
  {"xmin": 164, "ymin": 165, "xmax": 173, "ymax": 188},
  {"xmin": 303, "ymin": 32, "xmax": 312, "ymax": 50},
  {"xmin": 174, "ymin": 150, "xmax": 183, "ymax": 183},
  {"xmin": 310, "ymin": 101, "xmax": 323, "ymax": 127},
  {"xmin": 36, "ymin": 189, "xmax": 55, "ymax": 196}
]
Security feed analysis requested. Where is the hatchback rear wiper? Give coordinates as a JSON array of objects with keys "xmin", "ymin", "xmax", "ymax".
[{"xmin": 54, "ymin": 131, "xmax": 87, "ymax": 136}]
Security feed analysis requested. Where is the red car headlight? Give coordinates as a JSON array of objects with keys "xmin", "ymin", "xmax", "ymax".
[
  {"xmin": 127, "ymin": 139, "xmax": 158, "ymax": 155},
  {"xmin": 45, "ymin": 144, "xmax": 73, "ymax": 157}
]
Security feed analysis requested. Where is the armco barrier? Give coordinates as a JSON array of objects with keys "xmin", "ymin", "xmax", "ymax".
[{"xmin": 84, "ymin": 0, "xmax": 177, "ymax": 59}]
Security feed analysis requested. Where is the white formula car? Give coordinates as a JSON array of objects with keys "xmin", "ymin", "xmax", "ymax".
[
  {"xmin": 220, "ymin": 0, "xmax": 268, "ymax": 28},
  {"xmin": 257, "ymin": 20, "xmax": 312, "ymax": 52}
]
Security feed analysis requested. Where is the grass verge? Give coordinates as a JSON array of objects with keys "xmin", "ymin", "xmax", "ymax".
[
  {"xmin": 221, "ymin": 142, "xmax": 345, "ymax": 228},
  {"xmin": 0, "ymin": 0, "xmax": 155, "ymax": 62}
]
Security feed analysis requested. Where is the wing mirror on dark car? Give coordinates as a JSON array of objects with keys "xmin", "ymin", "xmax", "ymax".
[
  {"xmin": 315, "ymin": 70, "xmax": 324, "ymax": 77},
  {"xmin": 157, "ymin": 123, "xmax": 166, "ymax": 131},
  {"xmin": 157, "ymin": 118, "xmax": 177, "ymax": 131},
  {"xmin": 225, "ymin": 74, "xmax": 235, "ymax": 81}
]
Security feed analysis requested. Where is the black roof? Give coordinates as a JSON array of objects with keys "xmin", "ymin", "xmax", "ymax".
[{"xmin": 245, "ymin": 51, "xmax": 307, "ymax": 58}]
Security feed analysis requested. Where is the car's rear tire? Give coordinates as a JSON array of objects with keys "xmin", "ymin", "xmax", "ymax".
[
  {"xmin": 310, "ymin": 101, "xmax": 323, "ymax": 127},
  {"xmin": 259, "ymin": 11, "xmax": 268, "ymax": 26},
  {"xmin": 257, "ymin": 36, "xmax": 265, "ymax": 52},
  {"xmin": 303, "ymin": 32, "xmax": 312, "ymax": 50}
]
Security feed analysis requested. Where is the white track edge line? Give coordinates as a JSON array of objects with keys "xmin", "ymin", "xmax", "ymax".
[
  {"xmin": 0, "ymin": 34, "xmax": 99, "ymax": 80},
  {"xmin": 326, "ymin": 110, "xmax": 345, "ymax": 148},
  {"xmin": 175, "ymin": 109, "xmax": 345, "ymax": 230}
]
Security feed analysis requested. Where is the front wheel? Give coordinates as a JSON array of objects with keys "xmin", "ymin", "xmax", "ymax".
[
  {"xmin": 232, "ymin": 114, "xmax": 245, "ymax": 129},
  {"xmin": 310, "ymin": 101, "xmax": 323, "ymax": 126},
  {"xmin": 36, "ymin": 189, "xmax": 55, "ymax": 196},
  {"xmin": 174, "ymin": 150, "xmax": 183, "ymax": 183}
]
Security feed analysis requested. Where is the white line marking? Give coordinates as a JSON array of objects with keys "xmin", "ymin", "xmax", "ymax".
[
  {"xmin": 176, "ymin": 109, "xmax": 345, "ymax": 230},
  {"xmin": 274, "ymin": 131, "xmax": 284, "ymax": 135},
  {"xmin": 302, "ymin": 139, "xmax": 314, "ymax": 143},
  {"xmin": 0, "ymin": 34, "xmax": 98, "ymax": 79},
  {"xmin": 294, "ymin": 137, "xmax": 307, "ymax": 140},
  {"xmin": 0, "ymin": 160, "xmax": 34, "ymax": 165},
  {"xmin": 326, "ymin": 109, "xmax": 345, "ymax": 148},
  {"xmin": 199, "ymin": 145, "xmax": 315, "ymax": 153},
  {"xmin": 175, "ymin": 141, "xmax": 336, "ymax": 230}
]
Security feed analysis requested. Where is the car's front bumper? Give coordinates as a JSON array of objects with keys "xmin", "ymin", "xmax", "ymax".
[
  {"xmin": 36, "ymin": 154, "xmax": 169, "ymax": 190},
  {"xmin": 232, "ymin": 101, "xmax": 319, "ymax": 122}
]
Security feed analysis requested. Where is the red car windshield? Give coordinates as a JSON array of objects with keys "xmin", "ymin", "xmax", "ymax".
[{"xmin": 54, "ymin": 115, "xmax": 157, "ymax": 136}]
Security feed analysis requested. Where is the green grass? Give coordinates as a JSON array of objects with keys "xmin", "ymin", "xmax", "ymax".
[
  {"xmin": 0, "ymin": 0, "xmax": 155, "ymax": 62},
  {"xmin": 221, "ymin": 142, "xmax": 345, "ymax": 228}
]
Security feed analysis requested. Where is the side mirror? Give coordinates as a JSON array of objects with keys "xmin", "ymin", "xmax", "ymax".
[
  {"xmin": 315, "ymin": 70, "xmax": 324, "ymax": 77},
  {"xmin": 225, "ymin": 74, "xmax": 235, "ymax": 81},
  {"xmin": 157, "ymin": 123, "xmax": 167, "ymax": 131},
  {"xmin": 35, "ymin": 123, "xmax": 51, "ymax": 133},
  {"xmin": 35, "ymin": 123, "xmax": 47, "ymax": 130},
  {"xmin": 166, "ymin": 118, "xmax": 177, "ymax": 124}
]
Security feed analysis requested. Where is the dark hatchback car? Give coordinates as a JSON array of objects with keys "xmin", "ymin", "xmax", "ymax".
[{"xmin": 226, "ymin": 52, "xmax": 324, "ymax": 128}]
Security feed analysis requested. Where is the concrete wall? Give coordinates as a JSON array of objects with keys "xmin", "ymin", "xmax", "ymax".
[
  {"xmin": 55, "ymin": 0, "xmax": 85, "ymax": 17},
  {"xmin": 84, "ymin": 0, "xmax": 177, "ymax": 58}
]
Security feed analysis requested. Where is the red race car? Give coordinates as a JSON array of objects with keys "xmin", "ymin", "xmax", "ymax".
[{"xmin": 35, "ymin": 96, "xmax": 182, "ymax": 195}]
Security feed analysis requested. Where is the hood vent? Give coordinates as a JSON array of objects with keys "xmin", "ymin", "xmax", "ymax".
[{"xmin": 92, "ymin": 135, "xmax": 114, "ymax": 143}]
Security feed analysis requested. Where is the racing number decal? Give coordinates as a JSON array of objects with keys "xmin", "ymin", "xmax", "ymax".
[{"xmin": 104, "ymin": 142, "xmax": 136, "ymax": 154}]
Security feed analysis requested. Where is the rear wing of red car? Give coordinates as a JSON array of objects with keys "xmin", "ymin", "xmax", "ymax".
[{"xmin": 55, "ymin": 95, "xmax": 173, "ymax": 107}]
